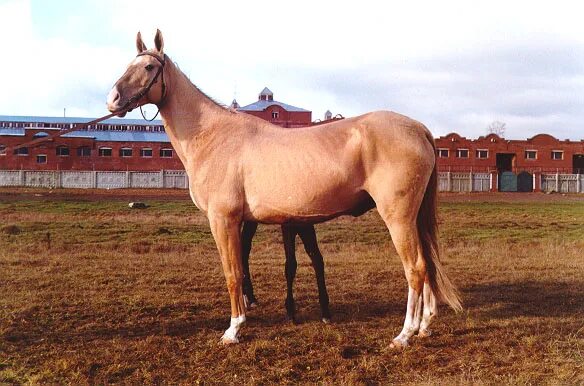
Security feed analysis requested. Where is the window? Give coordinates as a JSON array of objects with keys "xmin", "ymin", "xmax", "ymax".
[
  {"xmin": 33, "ymin": 131, "xmax": 49, "ymax": 138},
  {"xmin": 437, "ymin": 149, "xmax": 449, "ymax": 158},
  {"xmin": 271, "ymin": 111, "xmax": 279, "ymax": 119},
  {"xmin": 0, "ymin": 144, "xmax": 5, "ymax": 155},
  {"xmin": 551, "ymin": 150, "xmax": 563, "ymax": 160},
  {"xmin": 99, "ymin": 147, "xmax": 112, "ymax": 157},
  {"xmin": 476, "ymin": 149, "xmax": 488, "ymax": 159},
  {"xmin": 140, "ymin": 148, "xmax": 153, "ymax": 157},
  {"xmin": 456, "ymin": 149, "xmax": 469, "ymax": 158},
  {"xmin": 14, "ymin": 147, "xmax": 28, "ymax": 156},
  {"xmin": 56, "ymin": 145, "xmax": 70, "ymax": 156},
  {"xmin": 119, "ymin": 147, "xmax": 133, "ymax": 157},
  {"xmin": 77, "ymin": 147, "xmax": 91, "ymax": 157},
  {"xmin": 160, "ymin": 148, "xmax": 173, "ymax": 158},
  {"xmin": 525, "ymin": 150, "xmax": 537, "ymax": 160},
  {"xmin": 36, "ymin": 155, "xmax": 47, "ymax": 164}
]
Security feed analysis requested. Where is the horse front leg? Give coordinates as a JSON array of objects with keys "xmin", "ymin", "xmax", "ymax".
[
  {"xmin": 208, "ymin": 213, "xmax": 246, "ymax": 344},
  {"xmin": 297, "ymin": 225, "xmax": 331, "ymax": 323},
  {"xmin": 241, "ymin": 221, "xmax": 259, "ymax": 309}
]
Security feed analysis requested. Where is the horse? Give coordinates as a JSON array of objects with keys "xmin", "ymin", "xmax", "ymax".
[
  {"xmin": 241, "ymin": 222, "xmax": 331, "ymax": 323},
  {"xmin": 107, "ymin": 30, "xmax": 462, "ymax": 348}
]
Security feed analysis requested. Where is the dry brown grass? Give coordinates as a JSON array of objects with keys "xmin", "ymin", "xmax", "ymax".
[{"xmin": 1, "ymin": 189, "xmax": 583, "ymax": 384}]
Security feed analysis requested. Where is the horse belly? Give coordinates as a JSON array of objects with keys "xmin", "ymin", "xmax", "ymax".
[{"xmin": 246, "ymin": 182, "xmax": 369, "ymax": 224}]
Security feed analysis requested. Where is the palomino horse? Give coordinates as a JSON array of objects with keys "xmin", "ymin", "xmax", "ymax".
[
  {"xmin": 241, "ymin": 222, "xmax": 331, "ymax": 323},
  {"xmin": 107, "ymin": 30, "xmax": 462, "ymax": 348}
]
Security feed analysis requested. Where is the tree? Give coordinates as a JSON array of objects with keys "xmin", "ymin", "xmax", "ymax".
[{"xmin": 487, "ymin": 121, "xmax": 506, "ymax": 137}]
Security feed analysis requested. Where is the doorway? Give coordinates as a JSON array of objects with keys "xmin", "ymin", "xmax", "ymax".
[
  {"xmin": 573, "ymin": 154, "xmax": 584, "ymax": 174},
  {"xmin": 496, "ymin": 153, "xmax": 515, "ymax": 173},
  {"xmin": 496, "ymin": 153, "xmax": 516, "ymax": 191}
]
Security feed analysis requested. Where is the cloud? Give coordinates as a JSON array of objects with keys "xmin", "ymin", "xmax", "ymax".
[{"xmin": 1, "ymin": 0, "xmax": 584, "ymax": 140}]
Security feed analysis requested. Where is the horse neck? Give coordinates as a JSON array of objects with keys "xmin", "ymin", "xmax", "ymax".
[{"xmin": 159, "ymin": 60, "xmax": 228, "ymax": 159}]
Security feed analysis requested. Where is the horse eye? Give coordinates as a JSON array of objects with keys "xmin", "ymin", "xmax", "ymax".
[{"xmin": 145, "ymin": 64, "xmax": 154, "ymax": 71}]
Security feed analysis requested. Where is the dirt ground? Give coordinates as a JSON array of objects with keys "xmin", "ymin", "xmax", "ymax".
[{"xmin": 1, "ymin": 187, "xmax": 583, "ymax": 384}]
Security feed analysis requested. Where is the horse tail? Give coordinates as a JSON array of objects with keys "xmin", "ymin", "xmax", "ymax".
[{"xmin": 417, "ymin": 133, "xmax": 463, "ymax": 312}]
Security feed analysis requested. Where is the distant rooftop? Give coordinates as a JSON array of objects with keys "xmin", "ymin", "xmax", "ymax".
[
  {"xmin": 238, "ymin": 88, "xmax": 309, "ymax": 113},
  {"xmin": 0, "ymin": 127, "xmax": 170, "ymax": 143},
  {"xmin": 0, "ymin": 115, "xmax": 163, "ymax": 126}
]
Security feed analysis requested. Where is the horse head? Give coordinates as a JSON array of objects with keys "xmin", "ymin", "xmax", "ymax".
[{"xmin": 107, "ymin": 29, "xmax": 167, "ymax": 117}]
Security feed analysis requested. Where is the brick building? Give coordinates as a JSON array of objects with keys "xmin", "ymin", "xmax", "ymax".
[
  {"xmin": 3, "ymin": 105, "xmax": 584, "ymax": 181},
  {"xmin": 233, "ymin": 87, "xmax": 312, "ymax": 127},
  {"xmin": 435, "ymin": 132, "xmax": 584, "ymax": 174},
  {"xmin": 0, "ymin": 116, "xmax": 182, "ymax": 171}
]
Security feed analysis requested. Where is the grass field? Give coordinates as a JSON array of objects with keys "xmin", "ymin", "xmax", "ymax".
[{"xmin": 1, "ymin": 189, "xmax": 583, "ymax": 384}]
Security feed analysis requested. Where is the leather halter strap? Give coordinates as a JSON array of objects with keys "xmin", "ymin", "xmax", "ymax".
[{"xmin": 133, "ymin": 52, "xmax": 167, "ymax": 121}]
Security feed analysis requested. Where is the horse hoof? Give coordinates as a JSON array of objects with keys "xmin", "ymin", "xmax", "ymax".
[
  {"xmin": 417, "ymin": 329, "xmax": 432, "ymax": 338},
  {"xmin": 220, "ymin": 335, "xmax": 240, "ymax": 345},
  {"xmin": 389, "ymin": 338, "xmax": 408, "ymax": 349},
  {"xmin": 244, "ymin": 295, "xmax": 258, "ymax": 310},
  {"xmin": 322, "ymin": 317, "xmax": 331, "ymax": 324}
]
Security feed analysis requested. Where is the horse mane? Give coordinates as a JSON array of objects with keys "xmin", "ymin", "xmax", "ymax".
[{"xmin": 171, "ymin": 59, "xmax": 233, "ymax": 112}]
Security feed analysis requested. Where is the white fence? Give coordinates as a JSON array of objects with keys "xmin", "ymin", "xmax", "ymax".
[
  {"xmin": 438, "ymin": 172, "xmax": 491, "ymax": 192},
  {"xmin": 1, "ymin": 170, "xmax": 582, "ymax": 193},
  {"xmin": 438, "ymin": 172, "xmax": 583, "ymax": 193},
  {"xmin": 0, "ymin": 170, "xmax": 188, "ymax": 189},
  {"xmin": 541, "ymin": 174, "xmax": 584, "ymax": 193}
]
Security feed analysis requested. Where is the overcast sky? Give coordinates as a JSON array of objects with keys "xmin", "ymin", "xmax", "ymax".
[{"xmin": 1, "ymin": 0, "xmax": 583, "ymax": 139}]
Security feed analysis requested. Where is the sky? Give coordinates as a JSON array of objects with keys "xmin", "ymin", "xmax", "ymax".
[{"xmin": 1, "ymin": 0, "xmax": 583, "ymax": 140}]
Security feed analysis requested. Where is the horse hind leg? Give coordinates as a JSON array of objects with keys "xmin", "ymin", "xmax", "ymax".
[
  {"xmin": 282, "ymin": 225, "xmax": 299, "ymax": 323},
  {"xmin": 241, "ymin": 221, "xmax": 259, "ymax": 309},
  {"xmin": 385, "ymin": 219, "xmax": 427, "ymax": 349},
  {"xmin": 297, "ymin": 225, "xmax": 331, "ymax": 323},
  {"xmin": 418, "ymin": 277, "xmax": 438, "ymax": 337}
]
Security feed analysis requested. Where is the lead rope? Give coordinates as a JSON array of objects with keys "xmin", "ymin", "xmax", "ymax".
[{"xmin": 8, "ymin": 52, "xmax": 167, "ymax": 152}]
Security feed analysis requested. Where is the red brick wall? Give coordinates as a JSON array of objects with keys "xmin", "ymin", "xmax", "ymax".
[
  {"xmin": 435, "ymin": 133, "xmax": 584, "ymax": 173},
  {"xmin": 243, "ymin": 108, "xmax": 312, "ymax": 128},
  {"xmin": 0, "ymin": 130, "xmax": 183, "ymax": 171}
]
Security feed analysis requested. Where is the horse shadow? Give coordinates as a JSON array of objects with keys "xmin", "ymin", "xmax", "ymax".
[{"xmin": 461, "ymin": 280, "xmax": 584, "ymax": 319}]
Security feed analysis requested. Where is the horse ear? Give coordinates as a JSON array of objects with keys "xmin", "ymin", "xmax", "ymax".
[
  {"xmin": 136, "ymin": 31, "xmax": 147, "ymax": 53},
  {"xmin": 154, "ymin": 29, "xmax": 164, "ymax": 54}
]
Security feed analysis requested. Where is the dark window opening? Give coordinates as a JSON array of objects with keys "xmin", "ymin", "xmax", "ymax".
[
  {"xmin": 99, "ymin": 147, "xmax": 112, "ymax": 157},
  {"xmin": 160, "ymin": 148, "xmax": 173, "ymax": 158},
  {"xmin": 77, "ymin": 147, "xmax": 91, "ymax": 157},
  {"xmin": 456, "ymin": 149, "xmax": 469, "ymax": 158},
  {"xmin": 56, "ymin": 146, "xmax": 70, "ymax": 156},
  {"xmin": 120, "ymin": 147, "xmax": 133, "ymax": 157}
]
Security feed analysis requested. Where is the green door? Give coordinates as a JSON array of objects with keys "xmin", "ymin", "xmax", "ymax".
[
  {"xmin": 517, "ymin": 171, "xmax": 533, "ymax": 192},
  {"xmin": 500, "ymin": 171, "xmax": 517, "ymax": 192}
]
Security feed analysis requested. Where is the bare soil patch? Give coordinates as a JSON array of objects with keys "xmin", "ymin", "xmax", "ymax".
[{"xmin": 1, "ymin": 189, "xmax": 583, "ymax": 384}]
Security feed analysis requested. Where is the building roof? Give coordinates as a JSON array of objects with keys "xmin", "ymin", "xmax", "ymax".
[
  {"xmin": 0, "ymin": 127, "xmax": 171, "ymax": 143},
  {"xmin": 62, "ymin": 131, "xmax": 170, "ymax": 143},
  {"xmin": 0, "ymin": 115, "xmax": 163, "ymax": 126},
  {"xmin": 238, "ymin": 100, "xmax": 310, "ymax": 113},
  {"xmin": 259, "ymin": 87, "xmax": 273, "ymax": 96},
  {"xmin": 0, "ymin": 128, "xmax": 25, "ymax": 136}
]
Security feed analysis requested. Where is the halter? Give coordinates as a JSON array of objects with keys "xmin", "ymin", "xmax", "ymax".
[{"xmin": 127, "ymin": 52, "xmax": 168, "ymax": 121}]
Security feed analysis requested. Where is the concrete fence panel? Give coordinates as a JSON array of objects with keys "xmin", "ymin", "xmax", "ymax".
[
  {"xmin": 0, "ymin": 170, "xmax": 22, "ymax": 187},
  {"xmin": 130, "ymin": 172, "xmax": 162, "ymax": 189},
  {"xmin": 96, "ymin": 172, "xmax": 127, "ymax": 189},
  {"xmin": 61, "ymin": 171, "xmax": 94, "ymax": 189}
]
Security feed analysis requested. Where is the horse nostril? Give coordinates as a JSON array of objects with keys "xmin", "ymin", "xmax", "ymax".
[{"xmin": 107, "ymin": 88, "xmax": 121, "ymax": 107}]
